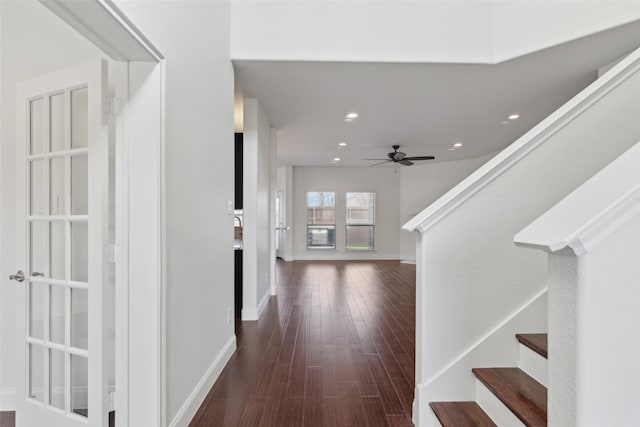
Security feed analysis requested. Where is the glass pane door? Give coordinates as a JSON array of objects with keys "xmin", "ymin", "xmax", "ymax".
[
  {"xmin": 17, "ymin": 60, "xmax": 108, "ymax": 427},
  {"xmin": 25, "ymin": 87, "xmax": 90, "ymax": 420}
]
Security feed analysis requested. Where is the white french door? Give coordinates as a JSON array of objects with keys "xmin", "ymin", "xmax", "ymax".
[
  {"xmin": 14, "ymin": 60, "xmax": 109, "ymax": 427},
  {"xmin": 275, "ymin": 190, "xmax": 285, "ymax": 258}
]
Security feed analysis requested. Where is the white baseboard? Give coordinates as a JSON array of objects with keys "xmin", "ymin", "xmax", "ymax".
[
  {"xmin": 0, "ymin": 388, "xmax": 15, "ymax": 411},
  {"xmin": 241, "ymin": 290, "xmax": 271, "ymax": 321},
  {"xmin": 293, "ymin": 253, "xmax": 400, "ymax": 261},
  {"xmin": 413, "ymin": 383, "xmax": 440, "ymax": 427},
  {"xmin": 168, "ymin": 335, "xmax": 237, "ymax": 427},
  {"xmin": 257, "ymin": 290, "xmax": 270, "ymax": 317},
  {"xmin": 400, "ymin": 259, "xmax": 416, "ymax": 264}
]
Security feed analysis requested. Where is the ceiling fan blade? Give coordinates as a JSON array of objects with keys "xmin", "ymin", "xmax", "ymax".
[
  {"xmin": 404, "ymin": 156, "xmax": 435, "ymax": 161},
  {"xmin": 394, "ymin": 152, "xmax": 406, "ymax": 160},
  {"xmin": 398, "ymin": 160, "xmax": 414, "ymax": 166},
  {"xmin": 369, "ymin": 160, "xmax": 392, "ymax": 166}
]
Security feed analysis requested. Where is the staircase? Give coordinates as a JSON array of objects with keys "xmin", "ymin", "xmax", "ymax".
[{"xmin": 430, "ymin": 333, "xmax": 548, "ymax": 426}]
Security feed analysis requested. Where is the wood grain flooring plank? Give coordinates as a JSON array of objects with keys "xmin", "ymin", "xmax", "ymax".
[
  {"xmin": 387, "ymin": 414, "xmax": 414, "ymax": 427},
  {"xmin": 363, "ymin": 397, "xmax": 391, "ymax": 427},
  {"xmin": 258, "ymin": 362, "xmax": 292, "ymax": 427},
  {"xmin": 341, "ymin": 381, "xmax": 369, "ymax": 427},
  {"xmin": 395, "ymin": 352, "xmax": 415, "ymax": 386},
  {"xmin": 303, "ymin": 367, "xmax": 324, "ymax": 427},
  {"xmin": 367, "ymin": 354, "xmax": 404, "ymax": 415},
  {"xmin": 350, "ymin": 344, "xmax": 380, "ymax": 397},
  {"xmin": 321, "ymin": 397, "xmax": 346, "ymax": 427},
  {"xmin": 281, "ymin": 397, "xmax": 304, "ymax": 427},
  {"xmin": 288, "ymin": 345, "xmax": 308, "ymax": 398},
  {"xmin": 392, "ymin": 377, "xmax": 415, "ymax": 417},
  {"xmin": 308, "ymin": 328, "xmax": 323, "ymax": 367},
  {"xmin": 321, "ymin": 344, "xmax": 340, "ymax": 397},
  {"xmin": 372, "ymin": 332, "xmax": 405, "ymax": 379}
]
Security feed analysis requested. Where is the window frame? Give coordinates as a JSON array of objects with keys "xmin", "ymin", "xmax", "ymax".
[
  {"xmin": 345, "ymin": 191, "xmax": 376, "ymax": 251},
  {"xmin": 306, "ymin": 191, "xmax": 336, "ymax": 250}
]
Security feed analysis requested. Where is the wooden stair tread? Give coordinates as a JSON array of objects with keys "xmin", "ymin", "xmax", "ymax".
[
  {"xmin": 473, "ymin": 368, "xmax": 547, "ymax": 427},
  {"xmin": 430, "ymin": 401, "xmax": 497, "ymax": 427},
  {"xmin": 516, "ymin": 333, "xmax": 548, "ymax": 358}
]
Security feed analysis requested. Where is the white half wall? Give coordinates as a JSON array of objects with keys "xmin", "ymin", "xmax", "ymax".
[
  {"xmin": 292, "ymin": 166, "xmax": 400, "ymax": 260},
  {"xmin": 113, "ymin": 1, "xmax": 236, "ymax": 425},
  {"xmin": 411, "ymin": 51, "xmax": 640, "ymax": 425},
  {"xmin": 0, "ymin": 0, "xmax": 108, "ymax": 409},
  {"xmin": 242, "ymin": 98, "xmax": 274, "ymax": 320},
  {"xmin": 230, "ymin": 1, "xmax": 640, "ymax": 64},
  {"xmin": 399, "ymin": 154, "xmax": 492, "ymax": 263}
]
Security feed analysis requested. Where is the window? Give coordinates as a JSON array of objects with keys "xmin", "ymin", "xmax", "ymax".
[
  {"xmin": 306, "ymin": 192, "xmax": 336, "ymax": 249},
  {"xmin": 346, "ymin": 192, "xmax": 375, "ymax": 250}
]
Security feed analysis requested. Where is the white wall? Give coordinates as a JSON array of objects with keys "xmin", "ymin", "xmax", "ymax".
[
  {"xmin": 292, "ymin": 166, "xmax": 400, "ymax": 260},
  {"xmin": 399, "ymin": 154, "xmax": 492, "ymax": 262},
  {"xmin": 0, "ymin": 0, "xmax": 109, "ymax": 409},
  {"xmin": 242, "ymin": 98, "xmax": 273, "ymax": 319},
  {"xmin": 230, "ymin": 1, "xmax": 640, "ymax": 64},
  {"xmin": 113, "ymin": 1, "xmax": 236, "ymax": 425}
]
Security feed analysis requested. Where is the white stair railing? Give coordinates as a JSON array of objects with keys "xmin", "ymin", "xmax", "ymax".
[{"xmin": 404, "ymin": 45, "xmax": 640, "ymax": 426}]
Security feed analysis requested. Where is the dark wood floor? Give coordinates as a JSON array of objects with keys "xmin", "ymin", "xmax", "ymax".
[
  {"xmin": 190, "ymin": 259, "xmax": 416, "ymax": 427},
  {"xmin": 0, "ymin": 412, "xmax": 15, "ymax": 427},
  {"xmin": 0, "ymin": 410, "xmax": 113, "ymax": 426}
]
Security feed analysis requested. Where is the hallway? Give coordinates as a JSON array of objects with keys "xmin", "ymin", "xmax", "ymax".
[{"xmin": 190, "ymin": 260, "xmax": 416, "ymax": 426}]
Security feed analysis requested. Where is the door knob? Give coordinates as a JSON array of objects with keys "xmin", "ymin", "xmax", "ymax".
[{"xmin": 9, "ymin": 270, "xmax": 25, "ymax": 282}]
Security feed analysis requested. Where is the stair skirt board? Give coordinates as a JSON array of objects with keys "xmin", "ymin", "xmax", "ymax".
[
  {"xmin": 475, "ymin": 378, "xmax": 525, "ymax": 427},
  {"xmin": 519, "ymin": 343, "xmax": 548, "ymax": 387},
  {"xmin": 414, "ymin": 289, "xmax": 547, "ymax": 425}
]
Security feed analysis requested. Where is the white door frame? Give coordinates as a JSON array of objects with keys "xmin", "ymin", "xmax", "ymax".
[{"xmin": 37, "ymin": 1, "xmax": 166, "ymax": 427}]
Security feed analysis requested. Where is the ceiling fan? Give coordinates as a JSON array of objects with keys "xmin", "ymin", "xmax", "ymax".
[{"xmin": 364, "ymin": 145, "xmax": 435, "ymax": 166}]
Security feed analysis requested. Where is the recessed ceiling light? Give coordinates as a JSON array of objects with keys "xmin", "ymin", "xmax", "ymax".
[
  {"xmin": 344, "ymin": 118, "xmax": 353, "ymax": 122},
  {"xmin": 345, "ymin": 112, "xmax": 359, "ymax": 119},
  {"xmin": 508, "ymin": 114, "xmax": 520, "ymax": 120},
  {"xmin": 453, "ymin": 142, "xmax": 463, "ymax": 148},
  {"xmin": 333, "ymin": 157, "xmax": 341, "ymax": 162},
  {"xmin": 338, "ymin": 142, "xmax": 347, "ymax": 147}
]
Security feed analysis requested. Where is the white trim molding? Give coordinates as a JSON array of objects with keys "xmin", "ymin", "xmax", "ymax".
[
  {"xmin": 38, "ymin": 0, "xmax": 163, "ymax": 63},
  {"xmin": 242, "ymin": 290, "xmax": 271, "ymax": 321},
  {"xmin": 515, "ymin": 141, "xmax": 640, "ymax": 255},
  {"xmin": 403, "ymin": 45, "xmax": 640, "ymax": 234},
  {"xmin": 168, "ymin": 335, "xmax": 236, "ymax": 427}
]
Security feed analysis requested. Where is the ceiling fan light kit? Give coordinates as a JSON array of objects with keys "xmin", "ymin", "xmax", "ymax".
[{"xmin": 364, "ymin": 145, "xmax": 435, "ymax": 167}]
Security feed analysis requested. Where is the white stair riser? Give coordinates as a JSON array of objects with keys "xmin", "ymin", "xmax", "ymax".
[
  {"xmin": 518, "ymin": 344, "xmax": 548, "ymax": 387},
  {"xmin": 475, "ymin": 378, "xmax": 525, "ymax": 427}
]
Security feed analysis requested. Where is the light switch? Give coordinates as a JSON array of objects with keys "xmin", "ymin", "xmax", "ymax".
[{"xmin": 227, "ymin": 200, "xmax": 233, "ymax": 215}]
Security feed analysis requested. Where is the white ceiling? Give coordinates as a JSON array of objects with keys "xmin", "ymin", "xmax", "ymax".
[{"xmin": 234, "ymin": 20, "xmax": 640, "ymax": 167}]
